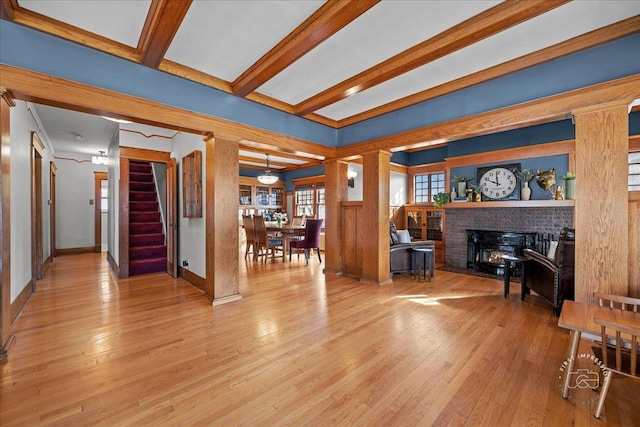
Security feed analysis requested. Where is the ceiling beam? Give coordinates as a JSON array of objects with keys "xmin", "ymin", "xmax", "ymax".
[
  {"xmin": 9, "ymin": 7, "xmax": 139, "ymax": 62},
  {"xmin": 337, "ymin": 15, "xmax": 640, "ymax": 127},
  {"xmin": 231, "ymin": 0, "xmax": 380, "ymax": 97},
  {"xmin": 294, "ymin": 0, "xmax": 570, "ymax": 116},
  {"xmin": 0, "ymin": 0, "xmax": 16, "ymax": 21},
  {"xmin": 239, "ymin": 145, "xmax": 318, "ymax": 163},
  {"xmin": 239, "ymin": 155, "xmax": 294, "ymax": 169},
  {"xmin": 138, "ymin": 0, "xmax": 193, "ymax": 69}
]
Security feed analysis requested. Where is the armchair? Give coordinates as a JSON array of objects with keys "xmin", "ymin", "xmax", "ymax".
[
  {"xmin": 389, "ymin": 220, "xmax": 435, "ymax": 276},
  {"xmin": 522, "ymin": 227, "xmax": 575, "ymax": 316}
]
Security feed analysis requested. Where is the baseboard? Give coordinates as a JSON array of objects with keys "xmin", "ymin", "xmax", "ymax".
[
  {"xmin": 10, "ymin": 279, "xmax": 33, "ymax": 324},
  {"xmin": 107, "ymin": 251, "xmax": 119, "ymax": 277},
  {"xmin": 56, "ymin": 246, "xmax": 95, "ymax": 256},
  {"xmin": 41, "ymin": 254, "xmax": 52, "ymax": 276},
  {"xmin": 179, "ymin": 266, "xmax": 206, "ymax": 292}
]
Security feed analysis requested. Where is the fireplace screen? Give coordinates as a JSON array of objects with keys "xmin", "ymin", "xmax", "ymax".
[
  {"xmin": 481, "ymin": 247, "xmax": 515, "ymax": 264},
  {"xmin": 467, "ymin": 230, "xmax": 536, "ymax": 276}
]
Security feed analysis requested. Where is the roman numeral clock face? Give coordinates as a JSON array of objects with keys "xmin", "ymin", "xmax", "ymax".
[{"xmin": 478, "ymin": 165, "xmax": 520, "ymax": 201}]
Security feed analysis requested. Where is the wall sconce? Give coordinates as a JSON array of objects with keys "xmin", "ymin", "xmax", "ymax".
[{"xmin": 347, "ymin": 171, "xmax": 358, "ymax": 188}]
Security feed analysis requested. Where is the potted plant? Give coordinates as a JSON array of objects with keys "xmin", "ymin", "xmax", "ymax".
[
  {"xmin": 560, "ymin": 171, "xmax": 576, "ymax": 200},
  {"xmin": 433, "ymin": 192, "xmax": 450, "ymax": 208},
  {"xmin": 470, "ymin": 184, "xmax": 484, "ymax": 202},
  {"xmin": 452, "ymin": 176, "xmax": 473, "ymax": 197},
  {"xmin": 516, "ymin": 169, "xmax": 535, "ymax": 200}
]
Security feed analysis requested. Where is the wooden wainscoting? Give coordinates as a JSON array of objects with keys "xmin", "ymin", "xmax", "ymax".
[
  {"xmin": 630, "ymin": 191, "xmax": 640, "ymax": 298},
  {"xmin": 341, "ymin": 201, "xmax": 363, "ymax": 277}
]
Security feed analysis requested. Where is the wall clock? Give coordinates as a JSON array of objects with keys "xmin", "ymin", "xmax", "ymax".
[{"xmin": 477, "ymin": 163, "xmax": 521, "ymax": 201}]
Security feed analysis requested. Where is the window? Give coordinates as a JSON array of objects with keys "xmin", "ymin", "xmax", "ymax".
[
  {"xmin": 414, "ymin": 172, "xmax": 445, "ymax": 203},
  {"xmin": 316, "ymin": 187, "xmax": 325, "ymax": 220},
  {"xmin": 295, "ymin": 188, "xmax": 314, "ymax": 216},
  {"xmin": 630, "ymin": 152, "xmax": 640, "ymax": 191},
  {"xmin": 293, "ymin": 177, "xmax": 324, "ymax": 218}
]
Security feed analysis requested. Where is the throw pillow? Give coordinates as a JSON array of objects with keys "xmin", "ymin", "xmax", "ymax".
[
  {"xmin": 397, "ymin": 229, "xmax": 412, "ymax": 244},
  {"xmin": 547, "ymin": 241, "xmax": 558, "ymax": 260},
  {"xmin": 390, "ymin": 220, "xmax": 400, "ymax": 245}
]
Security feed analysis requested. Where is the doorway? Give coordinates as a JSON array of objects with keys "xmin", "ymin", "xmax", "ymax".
[{"xmin": 94, "ymin": 172, "xmax": 108, "ymax": 253}]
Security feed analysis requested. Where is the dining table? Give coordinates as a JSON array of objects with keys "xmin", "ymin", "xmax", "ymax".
[
  {"xmin": 265, "ymin": 224, "xmax": 305, "ymax": 261},
  {"xmin": 557, "ymin": 299, "xmax": 640, "ymax": 398}
]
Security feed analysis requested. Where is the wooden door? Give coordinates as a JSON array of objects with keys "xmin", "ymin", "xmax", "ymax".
[
  {"xmin": 166, "ymin": 158, "xmax": 177, "ymax": 278},
  {"xmin": 31, "ymin": 132, "xmax": 44, "ymax": 283},
  {"xmin": 50, "ymin": 162, "xmax": 56, "ymax": 259}
]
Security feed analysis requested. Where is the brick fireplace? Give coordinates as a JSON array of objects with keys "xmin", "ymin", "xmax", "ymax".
[{"xmin": 445, "ymin": 206, "xmax": 574, "ymax": 270}]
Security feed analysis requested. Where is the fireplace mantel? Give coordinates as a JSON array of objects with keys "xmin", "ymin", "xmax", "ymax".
[{"xmin": 445, "ymin": 200, "xmax": 574, "ymax": 209}]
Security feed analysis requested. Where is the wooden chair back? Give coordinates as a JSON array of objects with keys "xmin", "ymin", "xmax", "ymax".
[
  {"xmin": 591, "ymin": 292, "xmax": 640, "ymax": 418},
  {"xmin": 252, "ymin": 215, "xmax": 267, "ymax": 247},
  {"xmin": 242, "ymin": 215, "xmax": 255, "ymax": 242},
  {"xmin": 292, "ymin": 215, "xmax": 306, "ymax": 227},
  {"xmin": 595, "ymin": 293, "xmax": 640, "ymax": 312}
]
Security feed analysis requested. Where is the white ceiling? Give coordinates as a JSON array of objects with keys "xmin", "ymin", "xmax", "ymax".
[{"xmin": 10, "ymin": 0, "xmax": 640, "ymax": 168}]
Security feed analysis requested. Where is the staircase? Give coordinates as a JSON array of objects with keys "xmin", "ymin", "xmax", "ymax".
[{"xmin": 129, "ymin": 161, "xmax": 167, "ymax": 276}]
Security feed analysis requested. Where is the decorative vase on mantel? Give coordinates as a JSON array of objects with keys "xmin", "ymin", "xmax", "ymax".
[
  {"xmin": 277, "ymin": 218, "xmax": 283, "ymax": 228},
  {"xmin": 564, "ymin": 179, "xmax": 575, "ymax": 200},
  {"xmin": 457, "ymin": 182, "xmax": 467, "ymax": 197},
  {"xmin": 521, "ymin": 181, "xmax": 531, "ymax": 201}
]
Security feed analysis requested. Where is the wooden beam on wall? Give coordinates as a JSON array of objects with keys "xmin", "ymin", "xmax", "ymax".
[
  {"xmin": 0, "ymin": 65, "xmax": 336, "ymax": 161},
  {"xmin": 336, "ymin": 74, "xmax": 640, "ymax": 158}
]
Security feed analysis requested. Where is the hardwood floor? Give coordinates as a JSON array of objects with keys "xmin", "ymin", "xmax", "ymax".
[{"xmin": 1, "ymin": 253, "xmax": 638, "ymax": 426}]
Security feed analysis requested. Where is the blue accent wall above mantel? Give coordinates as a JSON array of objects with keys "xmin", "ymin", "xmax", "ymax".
[{"xmin": 2, "ymin": 21, "xmax": 638, "ymax": 150}]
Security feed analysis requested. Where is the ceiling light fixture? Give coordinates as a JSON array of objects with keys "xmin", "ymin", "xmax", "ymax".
[
  {"xmin": 257, "ymin": 154, "xmax": 278, "ymax": 185},
  {"xmin": 101, "ymin": 115, "xmax": 133, "ymax": 124},
  {"xmin": 91, "ymin": 150, "xmax": 108, "ymax": 165}
]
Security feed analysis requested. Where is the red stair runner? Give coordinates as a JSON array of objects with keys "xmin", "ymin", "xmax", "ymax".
[{"xmin": 129, "ymin": 161, "xmax": 167, "ymax": 276}]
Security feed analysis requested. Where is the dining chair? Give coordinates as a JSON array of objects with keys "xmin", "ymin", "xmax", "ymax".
[
  {"xmin": 292, "ymin": 215, "xmax": 306, "ymax": 227},
  {"xmin": 592, "ymin": 318, "xmax": 640, "ymax": 419},
  {"xmin": 242, "ymin": 215, "xmax": 256, "ymax": 260},
  {"xmin": 591, "ymin": 293, "xmax": 640, "ymax": 419},
  {"xmin": 253, "ymin": 215, "xmax": 283, "ymax": 263},
  {"xmin": 289, "ymin": 219, "xmax": 323, "ymax": 265}
]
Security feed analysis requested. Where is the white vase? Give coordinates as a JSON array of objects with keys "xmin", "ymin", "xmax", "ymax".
[
  {"xmin": 521, "ymin": 181, "xmax": 531, "ymax": 201},
  {"xmin": 451, "ymin": 187, "xmax": 457, "ymax": 200}
]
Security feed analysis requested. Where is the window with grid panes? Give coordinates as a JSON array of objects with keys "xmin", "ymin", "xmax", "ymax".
[
  {"xmin": 414, "ymin": 172, "xmax": 445, "ymax": 203},
  {"xmin": 630, "ymin": 152, "xmax": 640, "ymax": 191},
  {"xmin": 295, "ymin": 188, "xmax": 314, "ymax": 216},
  {"xmin": 316, "ymin": 187, "xmax": 325, "ymax": 220}
]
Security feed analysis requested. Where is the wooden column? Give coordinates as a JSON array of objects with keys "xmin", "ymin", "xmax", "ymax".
[
  {"xmin": 204, "ymin": 135, "xmax": 241, "ymax": 305},
  {"xmin": 361, "ymin": 150, "xmax": 391, "ymax": 285},
  {"xmin": 0, "ymin": 92, "xmax": 13, "ymax": 360},
  {"xmin": 573, "ymin": 101, "xmax": 630, "ymax": 302},
  {"xmin": 323, "ymin": 159, "xmax": 348, "ymax": 275}
]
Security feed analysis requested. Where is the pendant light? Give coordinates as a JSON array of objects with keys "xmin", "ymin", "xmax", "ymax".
[{"xmin": 257, "ymin": 154, "xmax": 278, "ymax": 185}]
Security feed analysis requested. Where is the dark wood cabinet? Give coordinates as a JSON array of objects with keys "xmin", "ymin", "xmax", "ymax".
[{"xmin": 405, "ymin": 205, "xmax": 445, "ymax": 263}]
